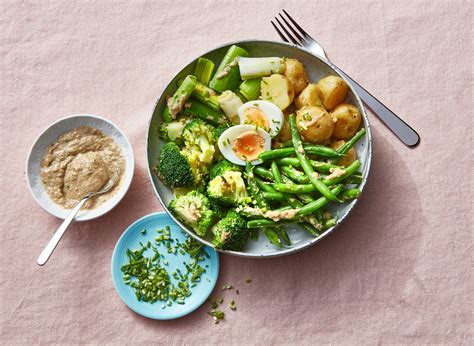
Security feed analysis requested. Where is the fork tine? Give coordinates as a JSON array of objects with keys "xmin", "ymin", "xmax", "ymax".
[
  {"xmin": 271, "ymin": 21, "xmax": 289, "ymax": 43},
  {"xmin": 281, "ymin": 9, "xmax": 314, "ymax": 41},
  {"xmin": 278, "ymin": 13, "xmax": 306, "ymax": 44},
  {"xmin": 274, "ymin": 17, "xmax": 299, "ymax": 45}
]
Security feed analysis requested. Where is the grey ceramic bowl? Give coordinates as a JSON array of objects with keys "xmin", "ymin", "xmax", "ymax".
[{"xmin": 146, "ymin": 40, "xmax": 372, "ymax": 258}]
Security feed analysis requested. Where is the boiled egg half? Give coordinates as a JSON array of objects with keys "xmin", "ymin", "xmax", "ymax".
[
  {"xmin": 218, "ymin": 124, "xmax": 271, "ymax": 166},
  {"xmin": 237, "ymin": 100, "xmax": 283, "ymax": 137}
]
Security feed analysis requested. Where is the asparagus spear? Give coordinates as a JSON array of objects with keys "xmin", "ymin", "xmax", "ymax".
[
  {"xmin": 193, "ymin": 57, "xmax": 214, "ymax": 85},
  {"xmin": 209, "ymin": 45, "xmax": 249, "ymax": 92},
  {"xmin": 182, "ymin": 100, "xmax": 228, "ymax": 126},
  {"xmin": 167, "ymin": 75, "xmax": 197, "ymax": 118},
  {"xmin": 237, "ymin": 78, "xmax": 262, "ymax": 102}
]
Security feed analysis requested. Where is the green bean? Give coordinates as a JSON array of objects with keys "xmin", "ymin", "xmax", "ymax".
[
  {"xmin": 296, "ymin": 193, "xmax": 315, "ymax": 204},
  {"xmin": 277, "ymin": 227, "xmax": 291, "ymax": 246},
  {"xmin": 322, "ymin": 160, "xmax": 361, "ymax": 186},
  {"xmin": 246, "ymin": 162, "xmax": 269, "ymax": 209},
  {"xmin": 336, "ymin": 128, "xmax": 366, "ymax": 156},
  {"xmin": 255, "ymin": 166, "xmax": 316, "ymax": 206},
  {"xmin": 344, "ymin": 174, "xmax": 363, "ymax": 185},
  {"xmin": 258, "ymin": 145, "xmax": 343, "ymax": 162},
  {"xmin": 289, "ymin": 114, "xmax": 338, "ymax": 201},
  {"xmin": 255, "ymin": 177, "xmax": 277, "ymax": 193},
  {"xmin": 299, "ymin": 222, "xmax": 320, "ymax": 237},
  {"xmin": 270, "ymin": 162, "xmax": 301, "ymax": 208},
  {"xmin": 341, "ymin": 188, "xmax": 361, "ymax": 201},
  {"xmin": 295, "ymin": 186, "xmax": 343, "ymax": 217},
  {"xmin": 263, "ymin": 229, "xmax": 283, "ymax": 248},
  {"xmin": 273, "ymin": 183, "xmax": 315, "ymax": 194},
  {"xmin": 250, "ymin": 229, "xmax": 259, "ymax": 241},
  {"xmin": 276, "ymin": 158, "xmax": 345, "ymax": 174},
  {"xmin": 280, "ymin": 165, "xmax": 309, "ymax": 184},
  {"xmin": 261, "ymin": 192, "xmax": 286, "ymax": 202},
  {"xmin": 247, "ymin": 219, "xmax": 287, "ymax": 228},
  {"xmin": 323, "ymin": 219, "xmax": 337, "ymax": 229},
  {"xmin": 253, "ymin": 166, "xmax": 274, "ymax": 181},
  {"xmin": 273, "ymin": 160, "xmax": 361, "ymax": 193}
]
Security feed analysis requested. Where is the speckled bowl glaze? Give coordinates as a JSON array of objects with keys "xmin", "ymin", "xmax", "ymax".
[
  {"xmin": 146, "ymin": 40, "xmax": 372, "ymax": 257},
  {"xmin": 27, "ymin": 114, "xmax": 135, "ymax": 221}
]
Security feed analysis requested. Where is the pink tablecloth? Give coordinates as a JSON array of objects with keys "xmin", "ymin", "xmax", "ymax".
[{"xmin": 1, "ymin": 1, "xmax": 472, "ymax": 344}]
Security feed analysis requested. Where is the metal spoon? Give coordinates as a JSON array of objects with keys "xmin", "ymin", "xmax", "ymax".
[{"xmin": 37, "ymin": 170, "xmax": 119, "ymax": 266}]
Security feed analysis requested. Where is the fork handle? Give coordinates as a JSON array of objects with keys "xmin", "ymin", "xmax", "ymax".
[{"xmin": 333, "ymin": 67, "xmax": 420, "ymax": 147}]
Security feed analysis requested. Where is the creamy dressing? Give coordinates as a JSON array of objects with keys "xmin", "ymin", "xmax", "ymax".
[{"xmin": 40, "ymin": 126, "xmax": 124, "ymax": 209}]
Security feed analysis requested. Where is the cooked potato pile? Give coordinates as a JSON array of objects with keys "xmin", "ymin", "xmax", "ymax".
[
  {"xmin": 295, "ymin": 83, "xmax": 324, "ymax": 109},
  {"xmin": 283, "ymin": 58, "xmax": 309, "ymax": 95},
  {"xmin": 331, "ymin": 104, "xmax": 362, "ymax": 139},
  {"xmin": 315, "ymin": 75, "xmax": 348, "ymax": 110},
  {"xmin": 263, "ymin": 58, "xmax": 362, "ymax": 161},
  {"xmin": 296, "ymin": 106, "xmax": 334, "ymax": 143},
  {"xmin": 261, "ymin": 74, "xmax": 295, "ymax": 110}
]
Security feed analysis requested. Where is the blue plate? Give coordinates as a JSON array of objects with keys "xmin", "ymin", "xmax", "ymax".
[{"xmin": 111, "ymin": 212, "xmax": 219, "ymax": 319}]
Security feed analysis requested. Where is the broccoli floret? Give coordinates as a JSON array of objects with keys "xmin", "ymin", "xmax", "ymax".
[
  {"xmin": 159, "ymin": 118, "xmax": 188, "ymax": 144},
  {"xmin": 209, "ymin": 159, "xmax": 242, "ymax": 180},
  {"xmin": 207, "ymin": 171, "xmax": 250, "ymax": 206},
  {"xmin": 182, "ymin": 119, "xmax": 216, "ymax": 164},
  {"xmin": 157, "ymin": 142, "xmax": 195, "ymax": 187},
  {"xmin": 209, "ymin": 199, "xmax": 228, "ymax": 219},
  {"xmin": 212, "ymin": 210, "xmax": 249, "ymax": 251},
  {"xmin": 169, "ymin": 191, "xmax": 215, "ymax": 237},
  {"xmin": 214, "ymin": 124, "xmax": 231, "ymax": 142}
]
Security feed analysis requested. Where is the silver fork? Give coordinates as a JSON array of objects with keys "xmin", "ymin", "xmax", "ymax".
[{"xmin": 272, "ymin": 9, "xmax": 420, "ymax": 147}]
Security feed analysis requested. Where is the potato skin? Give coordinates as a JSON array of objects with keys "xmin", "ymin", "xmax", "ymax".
[
  {"xmin": 316, "ymin": 75, "xmax": 348, "ymax": 110},
  {"xmin": 331, "ymin": 104, "xmax": 362, "ymax": 139},
  {"xmin": 331, "ymin": 140, "xmax": 356, "ymax": 167},
  {"xmin": 296, "ymin": 106, "xmax": 334, "ymax": 143},
  {"xmin": 261, "ymin": 74, "xmax": 295, "ymax": 110},
  {"xmin": 274, "ymin": 110, "xmax": 292, "ymax": 144},
  {"xmin": 295, "ymin": 83, "xmax": 324, "ymax": 109},
  {"xmin": 283, "ymin": 58, "xmax": 309, "ymax": 95}
]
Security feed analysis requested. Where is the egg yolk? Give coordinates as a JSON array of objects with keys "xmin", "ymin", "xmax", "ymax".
[
  {"xmin": 232, "ymin": 131, "xmax": 266, "ymax": 161},
  {"xmin": 243, "ymin": 107, "xmax": 270, "ymax": 131}
]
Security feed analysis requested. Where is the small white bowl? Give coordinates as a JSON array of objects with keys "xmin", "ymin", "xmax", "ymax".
[{"xmin": 26, "ymin": 114, "xmax": 135, "ymax": 221}]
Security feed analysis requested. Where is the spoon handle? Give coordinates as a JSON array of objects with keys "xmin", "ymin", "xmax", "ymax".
[{"xmin": 37, "ymin": 197, "xmax": 88, "ymax": 266}]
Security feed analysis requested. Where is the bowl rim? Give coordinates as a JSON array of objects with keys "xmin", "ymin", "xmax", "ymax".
[
  {"xmin": 26, "ymin": 113, "xmax": 135, "ymax": 221},
  {"xmin": 145, "ymin": 39, "xmax": 373, "ymax": 258}
]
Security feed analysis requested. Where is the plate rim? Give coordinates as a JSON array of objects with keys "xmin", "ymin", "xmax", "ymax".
[
  {"xmin": 25, "ymin": 113, "xmax": 135, "ymax": 221},
  {"xmin": 145, "ymin": 39, "xmax": 373, "ymax": 258},
  {"xmin": 110, "ymin": 211, "xmax": 220, "ymax": 320}
]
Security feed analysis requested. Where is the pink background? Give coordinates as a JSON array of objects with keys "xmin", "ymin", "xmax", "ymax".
[{"xmin": 1, "ymin": 0, "xmax": 472, "ymax": 344}]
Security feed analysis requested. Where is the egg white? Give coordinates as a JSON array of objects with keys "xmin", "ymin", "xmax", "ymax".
[
  {"xmin": 218, "ymin": 124, "xmax": 271, "ymax": 166},
  {"xmin": 237, "ymin": 100, "xmax": 283, "ymax": 137}
]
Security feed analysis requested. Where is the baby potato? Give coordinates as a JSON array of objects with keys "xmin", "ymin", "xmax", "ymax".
[
  {"xmin": 331, "ymin": 140, "xmax": 356, "ymax": 167},
  {"xmin": 274, "ymin": 110, "xmax": 292, "ymax": 144},
  {"xmin": 294, "ymin": 83, "xmax": 324, "ymax": 109},
  {"xmin": 316, "ymin": 75, "xmax": 348, "ymax": 110},
  {"xmin": 331, "ymin": 104, "xmax": 362, "ymax": 139},
  {"xmin": 261, "ymin": 74, "xmax": 295, "ymax": 110},
  {"xmin": 283, "ymin": 58, "xmax": 309, "ymax": 95},
  {"xmin": 296, "ymin": 106, "xmax": 334, "ymax": 143}
]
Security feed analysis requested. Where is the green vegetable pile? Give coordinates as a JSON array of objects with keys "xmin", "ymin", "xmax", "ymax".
[
  {"xmin": 121, "ymin": 226, "xmax": 209, "ymax": 307},
  {"xmin": 155, "ymin": 45, "xmax": 366, "ymax": 252}
]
